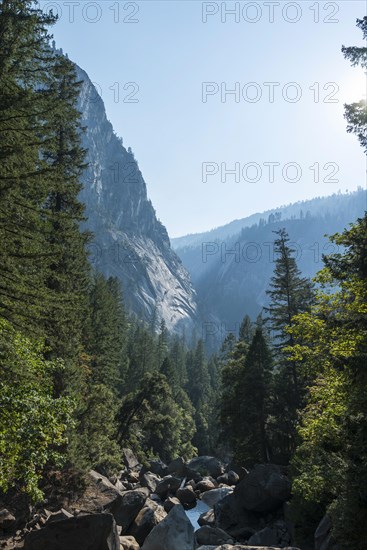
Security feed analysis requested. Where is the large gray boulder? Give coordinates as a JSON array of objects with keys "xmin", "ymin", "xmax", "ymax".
[
  {"xmin": 234, "ymin": 464, "xmax": 291, "ymax": 513},
  {"xmin": 122, "ymin": 449, "xmax": 140, "ymax": 470},
  {"xmin": 107, "ymin": 488, "xmax": 149, "ymax": 532},
  {"xmin": 24, "ymin": 513, "xmax": 119, "ymax": 550},
  {"xmin": 187, "ymin": 457, "xmax": 224, "ymax": 478},
  {"xmin": 248, "ymin": 526, "xmax": 278, "ymax": 546},
  {"xmin": 315, "ymin": 514, "xmax": 340, "ymax": 550},
  {"xmin": 140, "ymin": 472, "xmax": 161, "ymax": 493},
  {"xmin": 155, "ymin": 476, "xmax": 181, "ymax": 498},
  {"xmin": 214, "ymin": 493, "xmax": 261, "ymax": 538},
  {"xmin": 128, "ymin": 499, "xmax": 166, "ymax": 545},
  {"xmin": 201, "ymin": 487, "xmax": 233, "ymax": 508},
  {"xmin": 176, "ymin": 486, "xmax": 197, "ymax": 506},
  {"xmin": 141, "ymin": 504, "xmax": 195, "ymax": 550},
  {"xmin": 195, "ymin": 525, "xmax": 233, "ymax": 545}
]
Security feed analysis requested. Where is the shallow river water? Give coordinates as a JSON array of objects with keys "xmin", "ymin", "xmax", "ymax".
[{"xmin": 185, "ymin": 500, "xmax": 210, "ymax": 531}]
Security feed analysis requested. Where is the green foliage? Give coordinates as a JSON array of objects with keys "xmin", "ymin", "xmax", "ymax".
[
  {"xmin": 264, "ymin": 228, "xmax": 313, "ymax": 460},
  {"xmin": 342, "ymin": 18, "xmax": 367, "ymax": 152},
  {"xmin": 0, "ymin": 319, "xmax": 74, "ymax": 501},
  {"xmin": 289, "ymin": 214, "xmax": 367, "ymax": 549},
  {"xmin": 118, "ymin": 372, "xmax": 196, "ymax": 462},
  {"xmin": 220, "ymin": 325, "xmax": 273, "ymax": 466}
]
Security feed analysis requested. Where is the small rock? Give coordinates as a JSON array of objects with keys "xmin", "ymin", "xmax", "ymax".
[
  {"xmin": 196, "ymin": 525, "xmax": 233, "ymax": 546},
  {"xmin": 140, "ymin": 472, "xmax": 160, "ymax": 494},
  {"xmin": 163, "ymin": 497, "xmax": 181, "ymax": 513},
  {"xmin": 196, "ymin": 479, "xmax": 217, "ymax": 493},
  {"xmin": 176, "ymin": 486, "xmax": 197, "ymax": 506},
  {"xmin": 0, "ymin": 509, "xmax": 16, "ymax": 532},
  {"xmin": 227, "ymin": 471, "xmax": 239, "ymax": 485},
  {"xmin": 46, "ymin": 508, "xmax": 73, "ymax": 524},
  {"xmin": 119, "ymin": 535, "xmax": 140, "ymax": 550},
  {"xmin": 155, "ymin": 476, "xmax": 181, "ymax": 498},
  {"xmin": 198, "ymin": 509, "xmax": 215, "ymax": 527}
]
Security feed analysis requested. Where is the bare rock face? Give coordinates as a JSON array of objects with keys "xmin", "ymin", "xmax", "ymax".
[{"xmin": 74, "ymin": 63, "xmax": 198, "ymax": 333}]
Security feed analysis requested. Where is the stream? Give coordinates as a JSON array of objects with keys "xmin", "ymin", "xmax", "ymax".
[{"xmin": 185, "ymin": 500, "xmax": 210, "ymax": 531}]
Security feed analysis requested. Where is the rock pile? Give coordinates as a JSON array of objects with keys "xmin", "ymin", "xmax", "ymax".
[{"xmin": 1, "ymin": 451, "xmax": 304, "ymax": 550}]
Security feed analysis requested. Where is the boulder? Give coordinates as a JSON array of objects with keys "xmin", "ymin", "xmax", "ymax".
[
  {"xmin": 24, "ymin": 513, "xmax": 119, "ymax": 550},
  {"xmin": 155, "ymin": 476, "xmax": 181, "ymax": 498},
  {"xmin": 197, "ymin": 547, "xmax": 300, "ymax": 550},
  {"xmin": 140, "ymin": 472, "xmax": 160, "ymax": 494},
  {"xmin": 198, "ymin": 508, "xmax": 215, "ymax": 527},
  {"xmin": 234, "ymin": 464, "xmax": 291, "ymax": 513},
  {"xmin": 167, "ymin": 457, "xmax": 202, "ymax": 481},
  {"xmin": 248, "ymin": 526, "xmax": 278, "ymax": 546},
  {"xmin": 119, "ymin": 536, "xmax": 140, "ymax": 550},
  {"xmin": 46, "ymin": 508, "xmax": 73, "ymax": 524},
  {"xmin": 196, "ymin": 478, "xmax": 217, "ymax": 493},
  {"xmin": 141, "ymin": 504, "xmax": 195, "ymax": 550},
  {"xmin": 167, "ymin": 457, "xmax": 186, "ymax": 476},
  {"xmin": 187, "ymin": 457, "xmax": 224, "ymax": 478},
  {"xmin": 176, "ymin": 486, "xmax": 197, "ymax": 506},
  {"xmin": 218, "ymin": 471, "xmax": 240, "ymax": 486},
  {"xmin": 123, "ymin": 449, "xmax": 140, "ymax": 470},
  {"xmin": 195, "ymin": 525, "xmax": 233, "ymax": 545},
  {"xmin": 0, "ymin": 509, "xmax": 16, "ymax": 533},
  {"xmin": 128, "ymin": 499, "xmax": 166, "ymax": 545},
  {"xmin": 315, "ymin": 514, "xmax": 340, "ymax": 550},
  {"xmin": 228, "ymin": 471, "xmax": 240, "ymax": 485},
  {"xmin": 143, "ymin": 459, "xmax": 167, "ymax": 478},
  {"xmin": 164, "ymin": 496, "xmax": 181, "ymax": 513},
  {"xmin": 201, "ymin": 487, "xmax": 233, "ymax": 508},
  {"xmin": 89, "ymin": 470, "xmax": 123, "ymax": 506},
  {"xmin": 214, "ymin": 493, "xmax": 262, "ymax": 537},
  {"xmin": 107, "ymin": 488, "xmax": 149, "ymax": 532}
]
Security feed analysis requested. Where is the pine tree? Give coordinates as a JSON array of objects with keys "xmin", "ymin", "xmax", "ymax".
[
  {"xmin": 263, "ymin": 229, "xmax": 314, "ymax": 459},
  {"xmin": 41, "ymin": 51, "xmax": 91, "ymax": 392},
  {"xmin": 342, "ymin": 17, "xmax": 367, "ymax": 153},
  {"xmin": 0, "ymin": 0, "xmax": 56, "ymax": 333},
  {"xmin": 239, "ymin": 314, "xmax": 253, "ymax": 344},
  {"xmin": 220, "ymin": 324, "xmax": 272, "ymax": 465}
]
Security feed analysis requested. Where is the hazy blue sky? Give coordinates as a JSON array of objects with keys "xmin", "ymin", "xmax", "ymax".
[{"xmin": 41, "ymin": 0, "xmax": 367, "ymax": 237}]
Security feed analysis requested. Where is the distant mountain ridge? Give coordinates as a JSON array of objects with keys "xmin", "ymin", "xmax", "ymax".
[
  {"xmin": 172, "ymin": 189, "xmax": 366, "ymax": 348},
  {"xmin": 171, "ymin": 190, "xmax": 366, "ymax": 250}
]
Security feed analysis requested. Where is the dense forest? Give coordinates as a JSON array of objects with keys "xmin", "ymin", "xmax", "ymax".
[{"xmin": 0, "ymin": 2, "xmax": 366, "ymax": 550}]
